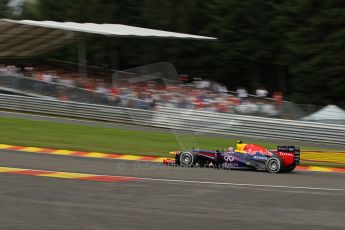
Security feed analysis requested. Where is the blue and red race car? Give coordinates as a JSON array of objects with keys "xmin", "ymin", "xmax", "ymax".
[{"xmin": 163, "ymin": 142, "xmax": 300, "ymax": 173}]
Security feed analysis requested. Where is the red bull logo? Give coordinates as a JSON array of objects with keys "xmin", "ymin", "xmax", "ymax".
[{"xmin": 243, "ymin": 144, "xmax": 273, "ymax": 156}]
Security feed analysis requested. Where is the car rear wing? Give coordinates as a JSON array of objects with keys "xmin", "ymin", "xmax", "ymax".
[{"xmin": 277, "ymin": 146, "xmax": 300, "ymax": 165}]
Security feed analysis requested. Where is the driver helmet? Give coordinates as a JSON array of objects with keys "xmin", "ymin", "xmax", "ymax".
[{"xmin": 228, "ymin": 147, "xmax": 235, "ymax": 152}]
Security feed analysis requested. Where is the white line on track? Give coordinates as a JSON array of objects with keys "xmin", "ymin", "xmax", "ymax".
[
  {"xmin": 137, "ymin": 177, "xmax": 345, "ymax": 192},
  {"xmin": 0, "ymin": 164, "xmax": 344, "ymax": 192}
]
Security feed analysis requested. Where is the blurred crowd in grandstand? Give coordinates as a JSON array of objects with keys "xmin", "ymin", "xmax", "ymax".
[{"xmin": 0, "ymin": 64, "xmax": 283, "ymax": 117}]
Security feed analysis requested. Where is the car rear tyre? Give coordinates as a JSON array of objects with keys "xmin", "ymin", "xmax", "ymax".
[
  {"xmin": 266, "ymin": 157, "xmax": 282, "ymax": 173},
  {"xmin": 180, "ymin": 152, "xmax": 195, "ymax": 167}
]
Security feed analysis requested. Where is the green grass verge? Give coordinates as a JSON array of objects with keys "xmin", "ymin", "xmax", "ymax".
[
  {"xmin": 0, "ymin": 116, "xmax": 340, "ymax": 164},
  {"xmin": 0, "ymin": 116, "xmax": 243, "ymax": 157}
]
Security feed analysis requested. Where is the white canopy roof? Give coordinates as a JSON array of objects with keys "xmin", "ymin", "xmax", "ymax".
[
  {"xmin": 0, "ymin": 19, "xmax": 217, "ymax": 58},
  {"xmin": 302, "ymin": 105, "xmax": 345, "ymax": 124}
]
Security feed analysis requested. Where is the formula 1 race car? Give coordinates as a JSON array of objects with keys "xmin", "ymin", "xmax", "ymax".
[{"xmin": 163, "ymin": 143, "xmax": 300, "ymax": 173}]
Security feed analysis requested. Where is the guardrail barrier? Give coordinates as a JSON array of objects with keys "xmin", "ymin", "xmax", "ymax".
[{"xmin": 0, "ymin": 94, "xmax": 344, "ymax": 146}]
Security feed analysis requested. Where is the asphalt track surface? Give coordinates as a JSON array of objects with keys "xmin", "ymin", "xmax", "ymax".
[
  {"xmin": 1, "ymin": 149, "xmax": 345, "ymax": 230},
  {"xmin": 1, "ymin": 110, "xmax": 345, "ymax": 229}
]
